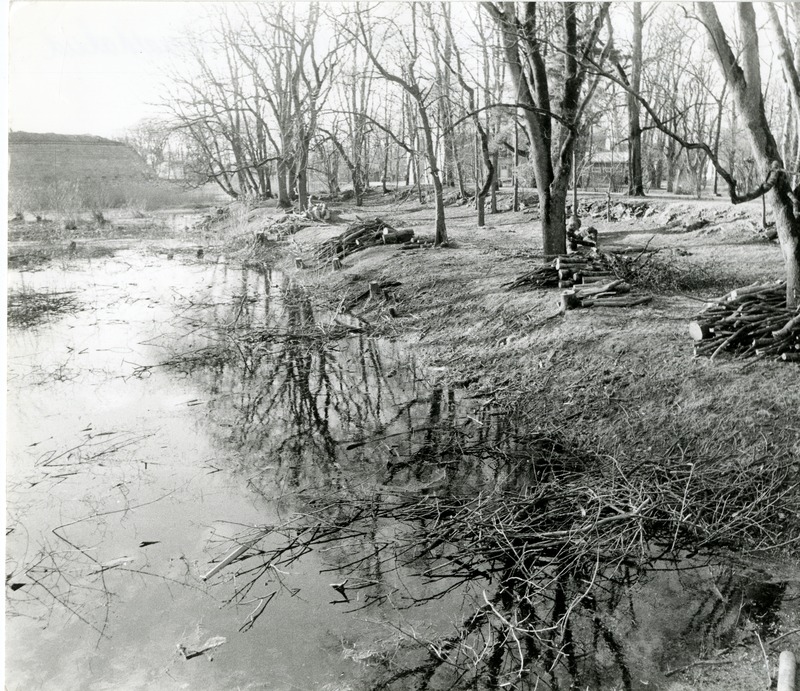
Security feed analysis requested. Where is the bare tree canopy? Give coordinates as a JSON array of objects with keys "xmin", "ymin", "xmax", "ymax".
[{"xmin": 150, "ymin": 1, "xmax": 800, "ymax": 301}]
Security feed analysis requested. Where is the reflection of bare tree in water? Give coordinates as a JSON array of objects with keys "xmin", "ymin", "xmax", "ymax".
[
  {"xmin": 141, "ymin": 269, "xmax": 800, "ymax": 688},
  {"xmin": 673, "ymin": 566, "xmax": 787, "ymax": 656},
  {"xmin": 210, "ymin": 424, "xmax": 800, "ymax": 690},
  {"xmin": 158, "ymin": 271, "xmax": 453, "ymax": 493}
]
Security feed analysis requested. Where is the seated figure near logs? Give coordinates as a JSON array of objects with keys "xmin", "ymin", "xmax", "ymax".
[{"xmin": 567, "ymin": 214, "xmax": 598, "ymax": 252}]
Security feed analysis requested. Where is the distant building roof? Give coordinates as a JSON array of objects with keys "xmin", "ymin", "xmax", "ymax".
[
  {"xmin": 9, "ymin": 131, "xmax": 127, "ymax": 146},
  {"xmin": 8, "ymin": 130, "xmax": 149, "ymax": 182}
]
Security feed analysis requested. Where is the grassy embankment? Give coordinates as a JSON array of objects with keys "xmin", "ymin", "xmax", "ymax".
[
  {"xmin": 222, "ymin": 190, "xmax": 800, "ymax": 689},
  {"xmin": 225, "ymin": 191, "xmax": 798, "ymax": 470}
]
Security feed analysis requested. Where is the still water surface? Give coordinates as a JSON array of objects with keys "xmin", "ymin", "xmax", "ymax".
[
  {"xmin": 7, "ymin": 249, "xmax": 464, "ymax": 690},
  {"xmin": 7, "ymin": 247, "xmax": 796, "ymax": 690}
]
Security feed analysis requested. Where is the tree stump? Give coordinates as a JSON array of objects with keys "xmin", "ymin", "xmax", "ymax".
[
  {"xmin": 559, "ymin": 290, "xmax": 579, "ymax": 312},
  {"xmin": 369, "ymin": 282, "xmax": 382, "ymax": 301}
]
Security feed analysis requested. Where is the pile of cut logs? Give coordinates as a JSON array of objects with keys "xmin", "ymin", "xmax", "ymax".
[
  {"xmin": 505, "ymin": 252, "xmax": 652, "ymax": 309},
  {"xmin": 270, "ymin": 202, "xmax": 336, "ymax": 234},
  {"xmin": 556, "ymin": 254, "xmax": 651, "ymax": 310},
  {"xmin": 312, "ymin": 217, "xmax": 414, "ymax": 262},
  {"xmin": 689, "ymin": 281, "xmax": 800, "ymax": 361}
]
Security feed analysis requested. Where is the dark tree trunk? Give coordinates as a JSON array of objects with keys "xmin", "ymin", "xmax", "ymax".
[
  {"xmin": 276, "ymin": 158, "xmax": 291, "ymax": 207},
  {"xmin": 485, "ymin": 2, "xmax": 609, "ymax": 256},
  {"xmin": 698, "ymin": 2, "xmax": 800, "ymax": 306},
  {"xmin": 627, "ymin": 3, "xmax": 645, "ymax": 196}
]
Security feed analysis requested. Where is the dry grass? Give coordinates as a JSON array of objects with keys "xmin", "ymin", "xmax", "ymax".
[
  {"xmin": 236, "ymin": 188, "xmax": 799, "ymax": 493},
  {"xmin": 105, "ymin": 188, "xmax": 798, "ymax": 690},
  {"xmin": 8, "ymin": 286, "xmax": 81, "ymax": 327}
]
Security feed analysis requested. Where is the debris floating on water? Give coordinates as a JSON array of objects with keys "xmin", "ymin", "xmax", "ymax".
[{"xmin": 177, "ymin": 636, "xmax": 227, "ymax": 661}]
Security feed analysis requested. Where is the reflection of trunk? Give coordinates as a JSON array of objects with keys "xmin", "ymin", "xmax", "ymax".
[{"xmin": 413, "ymin": 388, "xmax": 444, "ymax": 469}]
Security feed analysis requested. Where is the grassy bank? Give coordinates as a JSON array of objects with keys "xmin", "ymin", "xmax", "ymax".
[
  {"xmin": 215, "ymin": 189, "xmax": 800, "ymax": 689},
  {"xmin": 232, "ymin": 192, "xmax": 796, "ymax": 460}
]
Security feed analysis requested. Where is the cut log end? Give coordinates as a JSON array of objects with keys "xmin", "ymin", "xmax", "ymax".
[
  {"xmin": 559, "ymin": 290, "xmax": 580, "ymax": 312},
  {"xmin": 688, "ymin": 321, "xmax": 711, "ymax": 342}
]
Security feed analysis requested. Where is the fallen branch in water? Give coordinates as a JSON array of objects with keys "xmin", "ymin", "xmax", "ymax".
[{"xmin": 201, "ymin": 529, "xmax": 272, "ymax": 581}]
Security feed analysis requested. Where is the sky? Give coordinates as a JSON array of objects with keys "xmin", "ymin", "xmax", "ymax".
[
  {"xmin": 3, "ymin": 1, "xmax": 780, "ymax": 141},
  {"xmin": 8, "ymin": 1, "xmax": 213, "ymax": 138}
]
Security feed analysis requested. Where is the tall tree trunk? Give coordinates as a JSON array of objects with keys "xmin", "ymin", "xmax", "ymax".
[
  {"xmin": 485, "ymin": 2, "xmax": 608, "ymax": 255},
  {"xmin": 276, "ymin": 158, "xmax": 291, "ymax": 207},
  {"xmin": 381, "ymin": 135, "xmax": 390, "ymax": 194},
  {"xmin": 296, "ymin": 137, "xmax": 310, "ymax": 208},
  {"xmin": 627, "ymin": 3, "xmax": 644, "ymax": 196},
  {"xmin": 418, "ymin": 105, "xmax": 448, "ymax": 245},
  {"xmin": 490, "ymin": 150, "xmax": 500, "ymax": 213},
  {"xmin": 698, "ymin": 2, "xmax": 800, "ymax": 306}
]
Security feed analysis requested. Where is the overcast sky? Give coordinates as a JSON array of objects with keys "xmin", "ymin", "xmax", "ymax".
[
  {"xmin": 4, "ymin": 1, "xmax": 772, "ymax": 141},
  {"xmin": 8, "ymin": 1, "xmax": 211, "ymax": 138}
]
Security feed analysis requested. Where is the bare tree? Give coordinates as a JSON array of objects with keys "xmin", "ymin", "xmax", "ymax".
[
  {"xmin": 345, "ymin": 3, "xmax": 449, "ymax": 246},
  {"xmin": 231, "ymin": 3, "xmax": 339, "ymax": 208},
  {"xmin": 767, "ymin": 3, "xmax": 800, "ymax": 186},
  {"xmin": 609, "ymin": 4, "xmax": 652, "ymax": 196},
  {"xmin": 318, "ymin": 24, "xmax": 376, "ymax": 207},
  {"xmin": 588, "ymin": 3, "xmax": 800, "ymax": 307},
  {"xmin": 123, "ymin": 118, "xmax": 172, "ymax": 176},
  {"xmin": 166, "ymin": 9, "xmax": 288, "ymax": 200},
  {"xmin": 482, "ymin": 2, "xmax": 611, "ymax": 256},
  {"xmin": 441, "ymin": 9, "xmax": 495, "ymax": 226},
  {"xmin": 694, "ymin": 3, "xmax": 800, "ymax": 306}
]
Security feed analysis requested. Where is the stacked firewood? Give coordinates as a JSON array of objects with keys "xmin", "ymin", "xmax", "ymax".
[
  {"xmin": 503, "ymin": 264, "xmax": 560, "ymax": 289},
  {"xmin": 312, "ymin": 217, "xmax": 414, "ymax": 261},
  {"xmin": 689, "ymin": 281, "xmax": 800, "ymax": 361},
  {"xmin": 505, "ymin": 252, "xmax": 652, "ymax": 309},
  {"xmin": 269, "ymin": 202, "xmax": 337, "ymax": 235},
  {"xmin": 504, "ymin": 252, "xmax": 607, "ymax": 290}
]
